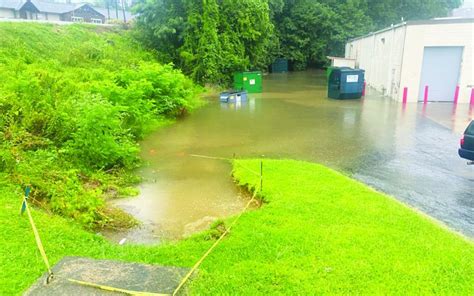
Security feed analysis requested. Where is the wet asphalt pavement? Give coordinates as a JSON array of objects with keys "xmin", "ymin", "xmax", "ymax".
[{"xmin": 353, "ymin": 107, "xmax": 474, "ymax": 237}]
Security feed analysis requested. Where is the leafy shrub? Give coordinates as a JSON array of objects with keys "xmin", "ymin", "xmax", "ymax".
[
  {"xmin": 64, "ymin": 95, "xmax": 139, "ymax": 170},
  {"xmin": 0, "ymin": 23, "xmax": 202, "ymax": 227}
]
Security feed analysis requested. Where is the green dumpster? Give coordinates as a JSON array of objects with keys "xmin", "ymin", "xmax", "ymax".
[{"xmin": 233, "ymin": 71, "xmax": 262, "ymax": 93}]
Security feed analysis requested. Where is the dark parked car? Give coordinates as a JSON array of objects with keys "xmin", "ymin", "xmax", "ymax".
[{"xmin": 459, "ymin": 120, "xmax": 474, "ymax": 163}]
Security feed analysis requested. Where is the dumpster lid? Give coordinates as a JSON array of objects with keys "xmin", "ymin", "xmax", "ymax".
[{"xmin": 337, "ymin": 68, "xmax": 365, "ymax": 73}]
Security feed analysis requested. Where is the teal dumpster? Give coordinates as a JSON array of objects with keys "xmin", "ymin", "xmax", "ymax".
[
  {"xmin": 271, "ymin": 58, "xmax": 288, "ymax": 73},
  {"xmin": 328, "ymin": 68, "xmax": 365, "ymax": 99}
]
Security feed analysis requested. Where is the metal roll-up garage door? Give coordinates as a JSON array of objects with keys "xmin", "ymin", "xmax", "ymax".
[{"xmin": 418, "ymin": 46, "xmax": 463, "ymax": 102}]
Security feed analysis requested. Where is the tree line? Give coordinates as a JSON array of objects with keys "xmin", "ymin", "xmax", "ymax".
[{"xmin": 134, "ymin": 0, "xmax": 461, "ymax": 85}]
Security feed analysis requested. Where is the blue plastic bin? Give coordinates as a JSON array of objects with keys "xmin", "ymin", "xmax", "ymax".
[{"xmin": 219, "ymin": 90, "xmax": 248, "ymax": 103}]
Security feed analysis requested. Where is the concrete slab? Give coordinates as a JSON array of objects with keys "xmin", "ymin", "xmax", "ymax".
[{"xmin": 25, "ymin": 257, "xmax": 189, "ymax": 295}]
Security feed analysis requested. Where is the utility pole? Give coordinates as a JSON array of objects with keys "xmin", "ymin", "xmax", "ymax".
[
  {"xmin": 106, "ymin": 0, "xmax": 110, "ymax": 21},
  {"xmin": 121, "ymin": 0, "xmax": 126, "ymax": 23}
]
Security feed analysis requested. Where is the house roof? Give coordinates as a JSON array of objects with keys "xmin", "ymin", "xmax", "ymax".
[
  {"xmin": 0, "ymin": 0, "xmax": 136, "ymax": 19},
  {"xmin": 0, "ymin": 0, "xmax": 88, "ymax": 13},
  {"xmin": 32, "ymin": 1, "xmax": 83, "ymax": 14},
  {"xmin": 0, "ymin": 0, "xmax": 24, "ymax": 10},
  {"xmin": 327, "ymin": 56, "xmax": 356, "ymax": 61},
  {"xmin": 0, "ymin": 0, "xmax": 135, "ymax": 21}
]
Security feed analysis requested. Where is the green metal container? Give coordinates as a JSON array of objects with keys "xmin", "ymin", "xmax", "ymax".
[{"xmin": 233, "ymin": 71, "xmax": 262, "ymax": 93}]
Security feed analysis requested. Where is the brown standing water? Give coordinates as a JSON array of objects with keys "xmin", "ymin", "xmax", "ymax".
[{"xmin": 105, "ymin": 70, "xmax": 474, "ymax": 243}]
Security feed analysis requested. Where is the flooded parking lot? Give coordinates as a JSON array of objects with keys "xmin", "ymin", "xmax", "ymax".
[{"xmin": 107, "ymin": 70, "xmax": 473, "ymax": 243}]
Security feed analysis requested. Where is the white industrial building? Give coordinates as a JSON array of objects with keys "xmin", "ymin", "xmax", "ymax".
[{"xmin": 345, "ymin": 18, "xmax": 473, "ymax": 103}]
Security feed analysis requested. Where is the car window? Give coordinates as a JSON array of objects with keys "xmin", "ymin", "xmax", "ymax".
[{"xmin": 466, "ymin": 121, "xmax": 474, "ymax": 135}]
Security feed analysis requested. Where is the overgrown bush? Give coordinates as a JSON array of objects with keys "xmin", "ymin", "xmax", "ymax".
[{"xmin": 0, "ymin": 23, "xmax": 202, "ymax": 228}]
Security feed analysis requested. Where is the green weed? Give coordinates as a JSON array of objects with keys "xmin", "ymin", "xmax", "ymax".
[{"xmin": 1, "ymin": 160, "xmax": 472, "ymax": 295}]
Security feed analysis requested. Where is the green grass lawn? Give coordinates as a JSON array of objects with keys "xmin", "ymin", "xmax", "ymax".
[{"xmin": 1, "ymin": 160, "xmax": 473, "ymax": 294}]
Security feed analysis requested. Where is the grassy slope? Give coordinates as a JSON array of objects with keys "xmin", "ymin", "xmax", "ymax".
[
  {"xmin": 0, "ymin": 23, "xmax": 149, "ymax": 65},
  {"xmin": 1, "ymin": 160, "xmax": 473, "ymax": 295},
  {"xmin": 0, "ymin": 23, "xmax": 201, "ymax": 228}
]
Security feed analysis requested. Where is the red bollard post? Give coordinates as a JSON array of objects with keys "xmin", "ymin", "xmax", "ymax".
[
  {"xmin": 423, "ymin": 85, "xmax": 429, "ymax": 104},
  {"xmin": 453, "ymin": 86, "xmax": 460, "ymax": 104},
  {"xmin": 470, "ymin": 88, "xmax": 474, "ymax": 106},
  {"xmin": 402, "ymin": 87, "xmax": 408, "ymax": 104},
  {"xmin": 362, "ymin": 81, "xmax": 366, "ymax": 96}
]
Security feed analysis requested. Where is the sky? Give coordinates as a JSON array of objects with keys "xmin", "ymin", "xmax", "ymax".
[{"xmin": 462, "ymin": 0, "xmax": 474, "ymax": 8}]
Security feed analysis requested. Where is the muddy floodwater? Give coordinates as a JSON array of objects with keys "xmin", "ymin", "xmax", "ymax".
[{"xmin": 106, "ymin": 70, "xmax": 474, "ymax": 244}]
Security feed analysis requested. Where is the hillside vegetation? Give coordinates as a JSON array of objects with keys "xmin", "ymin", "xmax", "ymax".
[{"xmin": 0, "ymin": 23, "xmax": 201, "ymax": 228}]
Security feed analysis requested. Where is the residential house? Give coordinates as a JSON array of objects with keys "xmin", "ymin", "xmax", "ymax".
[{"xmin": 0, "ymin": 0, "xmax": 133, "ymax": 23}]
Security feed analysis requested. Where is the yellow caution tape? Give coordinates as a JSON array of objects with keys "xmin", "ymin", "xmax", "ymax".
[
  {"xmin": 67, "ymin": 278, "xmax": 170, "ymax": 296},
  {"xmin": 173, "ymin": 167, "xmax": 262, "ymax": 295},
  {"xmin": 24, "ymin": 157, "xmax": 263, "ymax": 295},
  {"xmin": 22, "ymin": 194, "xmax": 54, "ymax": 282}
]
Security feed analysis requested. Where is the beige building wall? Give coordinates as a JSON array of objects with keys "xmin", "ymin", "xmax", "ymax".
[
  {"xmin": 400, "ymin": 21, "xmax": 473, "ymax": 103},
  {"xmin": 332, "ymin": 58, "xmax": 356, "ymax": 68},
  {"xmin": 0, "ymin": 8, "xmax": 15, "ymax": 18},
  {"xmin": 36, "ymin": 12, "xmax": 47, "ymax": 20},
  {"xmin": 46, "ymin": 13, "xmax": 61, "ymax": 21},
  {"xmin": 346, "ymin": 19, "xmax": 474, "ymax": 103},
  {"xmin": 345, "ymin": 25, "xmax": 406, "ymax": 99}
]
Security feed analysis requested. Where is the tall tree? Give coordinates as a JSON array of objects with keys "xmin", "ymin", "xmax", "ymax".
[
  {"xmin": 219, "ymin": 0, "xmax": 275, "ymax": 70},
  {"xmin": 269, "ymin": 0, "xmax": 460, "ymax": 69},
  {"xmin": 328, "ymin": 0, "xmax": 372, "ymax": 57},
  {"xmin": 276, "ymin": 1, "xmax": 336, "ymax": 69},
  {"xmin": 135, "ymin": 0, "xmax": 462, "ymax": 79},
  {"xmin": 134, "ymin": 0, "xmax": 187, "ymax": 64},
  {"xmin": 181, "ymin": 0, "xmax": 222, "ymax": 83},
  {"xmin": 135, "ymin": 0, "xmax": 274, "ymax": 85}
]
